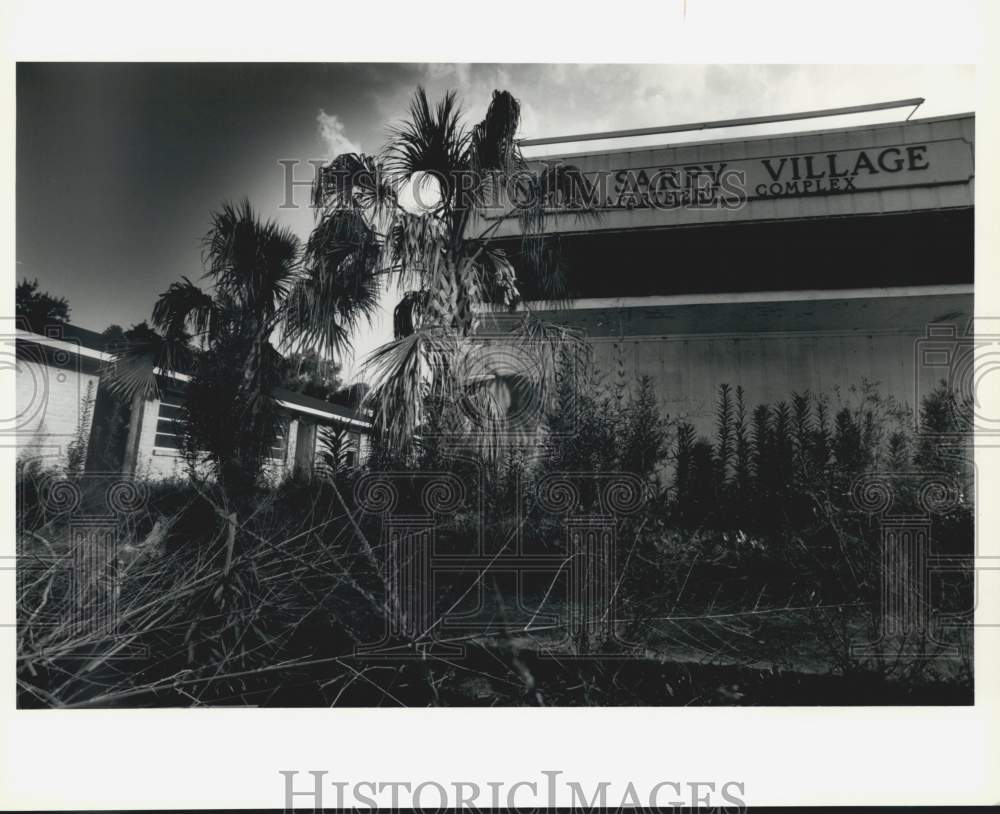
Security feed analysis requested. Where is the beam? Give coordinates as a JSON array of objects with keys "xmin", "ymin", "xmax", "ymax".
[
  {"xmin": 479, "ymin": 283, "xmax": 972, "ymax": 313},
  {"xmin": 517, "ymin": 98, "xmax": 925, "ymax": 148}
]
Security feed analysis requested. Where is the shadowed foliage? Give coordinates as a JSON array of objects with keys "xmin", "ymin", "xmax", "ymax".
[
  {"xmin": 106, "ymin": 199, "xmax": 378, "ymax": 494},
  {"xmin": 308, "ymin": 86, "xmax": 592, "ymax": 454}
]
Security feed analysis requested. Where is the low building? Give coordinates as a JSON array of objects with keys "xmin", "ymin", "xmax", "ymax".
[{"xmin": 14, "ymin": 323, "xmax": 370, "ymax": 478}]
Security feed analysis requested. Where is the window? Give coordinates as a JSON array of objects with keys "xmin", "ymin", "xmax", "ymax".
[
  {"xmin": 154, "ymin": 384, "xmax": 289, "ymax": 464},
  {"xmin": 154, "ymin": 385, "xmax": 186, "ymax": 450},
  {"xmin": 267, "ymin": 420, "xmax": 289, "ymax": 463}
]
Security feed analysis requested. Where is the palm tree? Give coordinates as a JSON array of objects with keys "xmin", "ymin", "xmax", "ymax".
[
  {"xmin": 309, "ymin": 86, "xmax": 589, "ymax": 454},
  {"xmin": 109, "ymin": 87, "xmax": 587, "ymax": 485},
  {"xmin": 107, "ymin": 198, "xmax": 379, "ymax": 494}
]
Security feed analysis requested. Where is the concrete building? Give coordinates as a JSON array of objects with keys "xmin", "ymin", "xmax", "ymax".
[
  {"xmin": 482, "ymin": 110, "xmax": 974, "ymax": 438},
  {"xmin": 14, "ymin": 323, "xmax": 370, "ymax": 478}
]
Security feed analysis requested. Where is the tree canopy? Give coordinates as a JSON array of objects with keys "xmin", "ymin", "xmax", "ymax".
[{"xmin": 16, "ymin": 277, "xmax": 70, "ymax": 332}]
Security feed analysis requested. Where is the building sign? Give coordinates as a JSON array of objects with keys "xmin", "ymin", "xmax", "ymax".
[
  {"xmin": 538, "ymin": 136, "xmax": 973, "ymax": 211},
  {"xmin": 753, "ymin": 144, "xmax": 933, "ymax": 198}
]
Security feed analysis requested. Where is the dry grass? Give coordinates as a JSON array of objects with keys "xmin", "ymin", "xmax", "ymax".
[{"xmin": 16, "ymin": 459, "xmax": 973, "ymax": 708}]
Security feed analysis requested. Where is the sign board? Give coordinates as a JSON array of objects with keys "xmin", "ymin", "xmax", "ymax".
[{"xmin": 536, "ymin": 137, "xmax": 973, "ymax": 212}]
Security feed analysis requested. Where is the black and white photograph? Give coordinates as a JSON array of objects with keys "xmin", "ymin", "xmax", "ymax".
[
  {"xmin": 12, "ymin": 60, "xmax": 978, "ymax": 710},
  {"xmin": 2, "ymin": 0, "xmax": 999, "ymax": 810}
]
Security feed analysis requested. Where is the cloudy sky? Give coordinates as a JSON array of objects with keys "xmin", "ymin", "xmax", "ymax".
[{"xmin": 16, "ymin": 63, "xmax": 975, "ymax": 379}]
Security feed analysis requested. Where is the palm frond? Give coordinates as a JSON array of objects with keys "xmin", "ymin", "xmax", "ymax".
[
  {"xmin": 313, "ymin": 152, "xmax": 396, "ymax": 221},
  {"xmin": 314, "ymin": 426, "xmax": 353, "ymax": 480},
  {"xmin": 202, "ymin": 198, "xmax": 301, "ymax": 326},
  {"xmin": 283, "ymin": 209, "xmax": 382, "ymax": 358},
  {"xmin": 456, "ymin": 379, "xmax": 507, "ymax": 461},
  {"xmin": 511, "ymin": 163, "xmax": 598, "ymax": 304},
  {"xmin": 361, "ymin": 330, "xmax": 454, "ymax": 452},
  {"xmin": 507, "ymin": 312, "xmax": 588, "ymax": 410},
  {"xmin": 152, "ymin": 277, "xmax": 218, "ymax": 342},
  {"xmin": 386, "ymin": 209, "xmax": 449, "ymax": 289},
  {"xmin": 103, "ymin": 322, "xmax": 194, "ymax": 403},
  {"xmin": 468, "ymin": 89, "xmax": 522, "ymax": 174},
  {"xmin": 393, "ymin": 290, "xmax": 428, "ymax": 339},
  {"xmin": 384, "ymin": 87, "xmax": 469, "ymax": 209}
]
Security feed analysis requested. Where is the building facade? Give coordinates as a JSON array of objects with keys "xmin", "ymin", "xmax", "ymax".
[
  {"xmin": 15, "ymin": 324, "xmax": 370, "ymax": 478},
  {"xmin": 483, "ymin": 112, "xmax": 974, "ymax": 439}
]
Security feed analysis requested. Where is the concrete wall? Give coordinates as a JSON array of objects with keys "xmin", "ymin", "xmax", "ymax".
[
  {"xmin": 15, "ymin": 345, "xmax": 102, "ymax": 470},
  {"xmin": 588, "ymin": 332, "xmax": 921, "ymax": 440},
  {"xmin": 509, "ymin": 288, "xmax": 974, "ymax": 442}
]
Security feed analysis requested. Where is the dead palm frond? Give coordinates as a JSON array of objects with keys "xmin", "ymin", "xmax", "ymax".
[
  {"xmin": 467, "ymin": 90, "xmax": 522, "ymax": 175},
  {"xmin": 393, "ymin": 290, "xmax": 428, "ymax": 340},
  {"xmin": 464, "ymin": 89, "xmax": 523, "ymax": 213},
  {"xmin": 362, "ymin": 330, "xmax": 455, "ymax": 452}
]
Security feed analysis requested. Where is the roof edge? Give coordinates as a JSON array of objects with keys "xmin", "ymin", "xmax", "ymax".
[{"xmin": 521, "ymin": 111, "xmax": 975, "ymax": 163}]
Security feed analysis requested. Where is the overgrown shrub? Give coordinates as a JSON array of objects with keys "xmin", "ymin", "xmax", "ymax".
[
  {"xmin": 663, "ymin": 380, "xmax": 974, "ymax": 623},
  {"xmin": 16, "ymin": 368, "xmax": 974, "ymax": 706},
  {"xmin": 65, "ymin": 380, "xmax": 95, "ymax": 477}
]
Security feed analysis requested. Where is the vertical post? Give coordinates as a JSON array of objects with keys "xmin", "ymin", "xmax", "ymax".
[
  {"xmin": 121, "ymin": 393, "xmax": 146, "ymax": 476},
  {"xmin": 293, "ymin": 419, "xmax": 317, "ymax": 479}
]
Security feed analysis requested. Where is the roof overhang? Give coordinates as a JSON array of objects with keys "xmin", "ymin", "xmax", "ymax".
[
  {"xmin": 478, "ymin": 112, "xmax": 974, "ymax": 239},
  {"xmin": 16, "ymin": 328, "xmax": 372, "ymax": 431}
]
